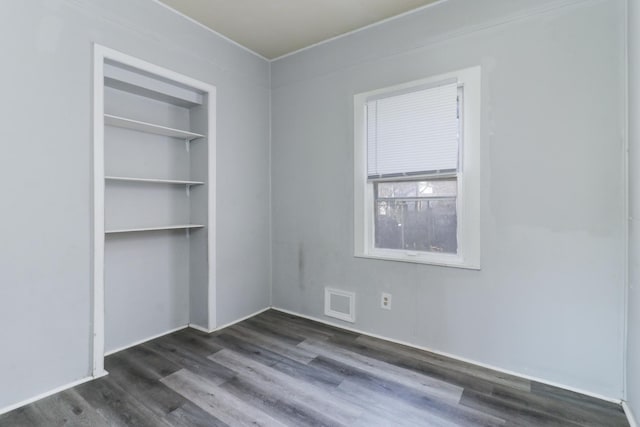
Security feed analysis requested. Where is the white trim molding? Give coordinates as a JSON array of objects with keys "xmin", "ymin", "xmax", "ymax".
[
  {"xmin": 92, "ymin": 43, "xmax": 217, "ymax": 378},
  {"xmin": 150, "ymin": 0, "xmax": 269, "ymax": 61},
  {"xmin": 188, "ymin": 323, "xmax": 214, "ymax": 334},
  {"xmin": 209, "ymin": 307, "xmax": 271, "ymax": 333},
  {"xmin": 271, "ymin": 0, "xmax": 591, "ymax": 62},
  {"xmin": 353, "ymin": 66, "xmax": 481, "ymax": 269},
  {"xmin": 0, "ymin": 305, "xmax": 625, "ymax": 417},
  {"xmin": 624, "ymin": 401, "xmax": 639, "ymax": 427},
  {"xmin": 0, "ymin": 307, "xmax": 268, "ymax": 416},
  {"xmin": 190, "ymin": 307, "xmax": 271, "ymax": 334},
  {"xmin": 271, "ymin": 306, "xmax": 622, "ymax": 404},
  {"xmin": 92, "ymin": 44, "xmax": 106, "ymax": 378},
  {"xmin": 0, "ymin": 375, "xmax": 100, "ymax": 416},
  {"xmin": 104, "ymin": 325, "xmax": 189, "ymax": 356}
]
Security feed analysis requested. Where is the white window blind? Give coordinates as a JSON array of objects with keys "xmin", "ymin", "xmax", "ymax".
[{"xmin": 367, "ymin": 81, "xmax": 459, "ymax": 179}]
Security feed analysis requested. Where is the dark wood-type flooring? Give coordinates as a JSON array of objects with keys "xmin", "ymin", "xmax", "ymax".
[{"xmin": 0, "ymin": 309, "xmax": 629, "ymax": 426}]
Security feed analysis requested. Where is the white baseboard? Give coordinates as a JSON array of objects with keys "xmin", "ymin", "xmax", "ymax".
[
  {"xmin": 104, "ymin": 325, "xmax": 189, "ymax": 356},
  {"xmin": 0, "ymin": 375, "xmax": 96, "ymax": 416},
  {"xmin": 213, "ymin": 307, "xmax": 271, "ymax": 333},
  {"xmin": 271, "ymin": 306, "xmax": 622, "ymax": 405},
  {"xmin": 624, "ymin": 401, "xmax": 639, "ymax": 427},
  {"xmin": 188, "ymin": 323, "xmax": 212, "ymax": 333},
  {"xmin": 189, "ymin": 307, "xmax": 271, "ymax": 334},
  {"xmin": 0, "ymin": 308, "xmax": 275, "ymax": 416},
  {"xmin": 1, "ymin": 305, "xmax": 623, "ymax": 418}
]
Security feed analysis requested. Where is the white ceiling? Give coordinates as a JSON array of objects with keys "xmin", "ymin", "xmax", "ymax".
[{"xmin": 157, "ymin": 0, "xmax": 441, "ymax": 60}]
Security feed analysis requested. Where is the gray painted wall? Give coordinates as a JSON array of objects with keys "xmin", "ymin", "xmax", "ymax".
[
  {"xmin": 271, "ymin": 0, "xmax": 626, "ymax": 398},
  {"xmin": 627, "ymin": 0, "xmax": 640, "ymax": 418},
  {"xmin": 0, "ymin": 0, "xmax": 631, "ymax": 413},
  {"xmin": 0, "ymin": 0, "xmax": 270, "ymax": 410}
]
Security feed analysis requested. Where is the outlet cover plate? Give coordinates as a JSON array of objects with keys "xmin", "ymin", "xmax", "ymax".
[{"xmin": 381, "ymin": 292, "xmax": 392, "ymax": 310}]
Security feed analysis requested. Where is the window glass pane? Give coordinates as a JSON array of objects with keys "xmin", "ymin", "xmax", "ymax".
[
  {"xmin": 377, "ymin": 179, "xmax": 457, "ymax": 198},
  {"xmin": 374, "ymin": 180, "xmax": 457, "ymax": 254}
]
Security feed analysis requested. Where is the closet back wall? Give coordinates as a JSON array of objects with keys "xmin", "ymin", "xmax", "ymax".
[
  {"xmin": 0, "ymin": 0, "xmax": 270, "ymax": 411},
  {"xmin": 103, "ymin": 85, "xmax": 194, "ymax": 354}
]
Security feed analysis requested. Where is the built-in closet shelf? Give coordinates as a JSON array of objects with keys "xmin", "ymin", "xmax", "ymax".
[
  {"xmin": 104, "ymin": 114, "xmax": 205, "ymax": 141},
  {"xmin": 105, "ymin": 224, "xmax": 205, "ymax": 234},
  {"xmin": 104, "ymin": 62, "xmax": 204, "ymax": 108},
  {"xmin": 105, "ymin": 176, "xmax": 205, "ymax": 186}
]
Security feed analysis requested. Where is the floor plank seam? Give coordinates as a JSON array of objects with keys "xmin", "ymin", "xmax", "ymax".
[{"xmin": 0, "ymin": 309, "xmax": 629, "ymax": 427}]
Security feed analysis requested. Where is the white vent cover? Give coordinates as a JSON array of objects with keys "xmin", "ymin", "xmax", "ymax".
[{"xmin": 324, "ymin": 288, "xmax": 356, "ymax": 323}]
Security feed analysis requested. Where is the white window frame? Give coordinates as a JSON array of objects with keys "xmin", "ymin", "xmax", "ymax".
[{"xmin": 354, "ymin": 66, "xmax": 481, "ymax": 269}]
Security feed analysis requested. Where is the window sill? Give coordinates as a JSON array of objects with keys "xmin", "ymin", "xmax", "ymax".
[{"xmin": 354, "ymin": 249, "xmax": 480, "ymax": 270}]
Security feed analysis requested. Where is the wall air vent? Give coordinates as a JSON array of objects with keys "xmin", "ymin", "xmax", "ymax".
[{"xmin": 324, "ymin": 288, "xmax": 356, "ymax": 323}]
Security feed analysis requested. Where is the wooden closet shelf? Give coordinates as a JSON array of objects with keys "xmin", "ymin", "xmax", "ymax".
[
  {"xmin": 104, "ymin": 114, "xmax": 205, "ymax": 141},
  {"xmin": 105, "ymin": 224, "xmax": 205, "ymax": 234}
]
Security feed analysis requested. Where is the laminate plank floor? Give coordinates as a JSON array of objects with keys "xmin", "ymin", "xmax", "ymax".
[{"xmin": 0, "ymin": 309, "xmax": 629, "ymax": 426}]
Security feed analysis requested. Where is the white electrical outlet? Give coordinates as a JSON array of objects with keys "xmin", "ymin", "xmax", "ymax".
[{"xmin": 381, "ymin": 292, "xmax": 392, "ymax": 310}]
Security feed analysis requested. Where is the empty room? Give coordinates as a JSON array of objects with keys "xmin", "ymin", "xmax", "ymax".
[{"xmin": 1, "ymin": 0, "xmax": 639, "ymax": 425}]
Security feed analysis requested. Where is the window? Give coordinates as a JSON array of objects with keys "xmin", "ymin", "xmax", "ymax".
[{"xmin": 354, "ymin": 67, "xmax": 481, "ymax": 269}]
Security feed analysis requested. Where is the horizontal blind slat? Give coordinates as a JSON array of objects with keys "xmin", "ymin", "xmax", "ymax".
[{"xmin": 367, "ymin": 82, "xmax": 458, "ymax": 177}]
